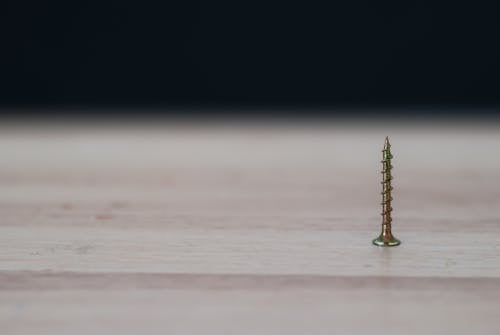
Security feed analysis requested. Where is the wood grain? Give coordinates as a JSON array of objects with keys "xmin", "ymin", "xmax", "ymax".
[{"xmin": 1, "ymin": 122, "xmax": 500, "ymax": 334}]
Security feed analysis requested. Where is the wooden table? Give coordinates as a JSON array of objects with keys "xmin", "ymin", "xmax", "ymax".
[{"xmin": 1, "ymin": 121, "xmax": 500, "ymax": 334}]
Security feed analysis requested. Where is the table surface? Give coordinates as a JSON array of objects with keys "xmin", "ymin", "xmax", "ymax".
[{"xmin": 1, "ymin": 121, "xmax": 500, "ymax": 334}]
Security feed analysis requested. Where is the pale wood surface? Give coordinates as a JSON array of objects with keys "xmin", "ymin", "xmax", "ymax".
[{"xmin": 1, "ymin": 122, "xmax": 500, "ymax": 334}]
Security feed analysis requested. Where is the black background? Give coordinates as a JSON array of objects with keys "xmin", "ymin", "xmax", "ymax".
[{"xmin": 1, "ymin": 1, "xmax": 499, "ymax": 115}]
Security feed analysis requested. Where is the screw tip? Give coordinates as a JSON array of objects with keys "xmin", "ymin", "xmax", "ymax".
[{"xmin": 384, "ymin": 136, "xmax": 391, "ymax": 149}]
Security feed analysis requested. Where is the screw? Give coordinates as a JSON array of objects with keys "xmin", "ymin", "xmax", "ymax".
[{"xmin": 373, "ymin": 136, "xmax": 401, "ymax": 247}]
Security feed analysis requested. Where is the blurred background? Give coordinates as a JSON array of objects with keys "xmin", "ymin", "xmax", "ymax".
[{"xmin": 1, "ymin": 1, "xmax": 498, "ymax": 116}]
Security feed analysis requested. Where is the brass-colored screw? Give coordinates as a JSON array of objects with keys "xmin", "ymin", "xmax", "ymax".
[{"xmin": 373, "ymin": 136, "xmax": 401, "ymax": 247}]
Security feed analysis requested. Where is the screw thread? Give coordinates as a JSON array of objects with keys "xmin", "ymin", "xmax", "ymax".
[{"xmin": 381, "ymin": 136, "xmax": 393, "ymax": 224}]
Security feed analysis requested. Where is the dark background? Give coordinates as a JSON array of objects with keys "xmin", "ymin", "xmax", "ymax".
[{"xmin": 1, "ymin": 1, "xmax": 499, "ymax": 115}]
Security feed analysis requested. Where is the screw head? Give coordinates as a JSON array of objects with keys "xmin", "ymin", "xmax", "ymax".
[{"xmin": 372, "ymin": 235, "xmax": 401, "ymax": 247}]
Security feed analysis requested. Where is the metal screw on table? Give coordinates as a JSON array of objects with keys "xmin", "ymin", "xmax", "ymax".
[{"xmin": 373, "ymin": 136, "xmax": 401, "ymax": 247}]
